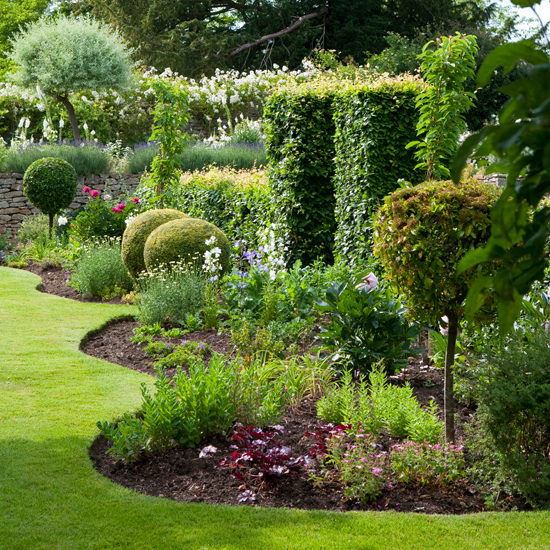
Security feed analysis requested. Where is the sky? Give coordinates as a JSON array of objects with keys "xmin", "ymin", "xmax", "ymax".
[{"xmin": 502, "ymin": 0, "xmax": 550, "ymax": 32}]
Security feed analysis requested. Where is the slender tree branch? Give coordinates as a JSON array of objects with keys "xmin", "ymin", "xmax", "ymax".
[{"xmin": 228, "ymin": 6, "xmax": 329, "ymax": 57}]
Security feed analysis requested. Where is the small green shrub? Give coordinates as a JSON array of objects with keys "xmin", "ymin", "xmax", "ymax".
[
  {"xmin": 136, "ymin": 262, "xmax": 208, "ymax": 327},
  {"xmin": 121, "ymin": 208, "xmax": 188, "ymax": 279},
  {"xmin": 23, "ymin": 157, "xmax": 77, "ymax": 236},
  {"xmin": 16, "ymin": 214, "xmax": 50, "ymax": 244},
  {"xmin": 475, "ymin": 327, "xmax": 550, "ymax": 506},
  {"xmin": 143, "ymin": 217, "xmax": 230, "ymax": 275},
  {"xmin": 314, "ymin": 271, "xmax": 421, "ymax": 376},
  {"xmin": 70, "ymin": 238, "xmax": 134, "ymax": 299}
]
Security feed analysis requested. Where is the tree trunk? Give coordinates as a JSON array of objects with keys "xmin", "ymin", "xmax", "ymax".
[
  {"xmin": 48, "ymin": 212, "xmax": 54, "ymax": 239},
  {"xmin": 444, "ymin": 312, "xmax": 458, "ymax": 443},
  {"xmin": 56, "ymin": 95, "xmax": 80, "ymax": 143}
]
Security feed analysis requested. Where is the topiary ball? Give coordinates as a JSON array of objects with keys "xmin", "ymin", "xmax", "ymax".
[
  {"xmin": 143, "ymin": 217, "xmax": 231, "ymax": 275},
  {"xmin": 121, "ymin": 208, "xmax": 188, "ymax": 279},
  {"xmin": 23, "ymin": 157, "xmax": 77, "ymax": 235}
]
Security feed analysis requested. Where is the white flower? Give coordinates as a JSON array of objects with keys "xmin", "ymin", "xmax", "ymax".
[
  {"xmin": 90, "ymin": 130, "xmax": 96, "ymax": 136},
  {"xmin": 83, "ymin": 123, "xmax": 88, "ymax": 131},
  {"xmin": 59, "ymin": 119, "xmax": 64, "ymax": 128},
  {"xmin": 25, "ymin": 118, "xmax": 30, "ymax": 128},
  {"xmin": 103, "ymin": 194, "xmax": 112, "ymax": 201},
  {"xmin": 58, "ymin": 216, "xmax": 68, "ymax": 226}
]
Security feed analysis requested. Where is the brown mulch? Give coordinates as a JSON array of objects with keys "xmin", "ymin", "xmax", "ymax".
[{"xmin": 26, "ymin": 264, "xmax": 531, "ymax": 514}]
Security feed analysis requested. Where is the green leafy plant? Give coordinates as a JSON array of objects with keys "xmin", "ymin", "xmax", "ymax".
[
  {"xmin": 23, "ymin": 157, "xmax": 77, "ymax": 237},
  {"xmin": 314, "ymin": 271, "xmax": 421, "ymax": 376},
  {"xmin": 407, "ymin": 33, "xmax": 478, "ymax": 180},
  {"xmin": 136, "ymin": 261, "xmax": 208, "ymax": 327},
  {"xmin": 70, "ymin": 238, "xmax": 134, "ymax": 299},
  {"xmin": 452, "ymin": 17, "xmax": 550, "ymax": 334},
  {"xmin": 373, "ymin": 178, "xmax": 500, "ymax": 441},
  {"xmin": 147, "ymin": 77, "xmax": 190, "ymax": 204}
]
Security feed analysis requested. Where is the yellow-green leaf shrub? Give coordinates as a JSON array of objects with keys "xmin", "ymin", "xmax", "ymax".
[{"xmin": 372, "ymin": 178, "xmax": 500, "ymax": 325}]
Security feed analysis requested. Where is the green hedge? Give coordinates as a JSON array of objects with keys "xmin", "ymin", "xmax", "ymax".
[
  {"xmin": 168, "ymin": 167, "xmax": 273, "ymax": 251},
  {"xmin": 264, "ymin": 81, "xmax": 338, "ymax": 266},
  {"xmin": 264, "ymin": 75, "xmax": 424, "ymax": 267},
  {"xmin": 333, "ymin": 77, "xmax": 424, "ymax": 266}
]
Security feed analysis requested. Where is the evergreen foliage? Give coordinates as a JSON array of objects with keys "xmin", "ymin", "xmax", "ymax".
[{"xmin": 22, "ymin": 157, "xmax": 77, "ymax": 237}]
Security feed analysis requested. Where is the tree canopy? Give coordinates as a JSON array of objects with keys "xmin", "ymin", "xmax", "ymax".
[
  {"xmin": 58, "ymin": 0, "xmax": 493, "ymax": 77},
  {"xmin": 8, "ymin": 15, "xmax": 133, "ymax": 141}
]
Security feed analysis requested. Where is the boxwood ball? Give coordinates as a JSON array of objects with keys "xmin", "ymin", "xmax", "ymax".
[
  {"xmin": 143, "ymin": 217, "xmax": 231, "ymax": 275},
  {"xmin": 122, "ymin": 208, "xmax": 187, "ymax": 278},
  {"xmin": 23, "ymin": 157, "xmax": 77, "ymax": 216}
]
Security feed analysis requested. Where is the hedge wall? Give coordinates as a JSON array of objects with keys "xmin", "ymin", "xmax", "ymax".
[
  {"xmin": 264, "ymin": 75, "xmax": 424, "ymax": 267},
  {"xmin": 333, "ymin": 76, "xmax": 424, "ymax": 266},
  {"xmin": 264, "ymin": 80, "xmax": 339, "ymax": 266},
  {"xmin": 171, "ymin": 167, "xmax": 273, "ymax": 251}
]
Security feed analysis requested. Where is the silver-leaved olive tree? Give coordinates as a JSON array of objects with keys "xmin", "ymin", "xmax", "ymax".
[
  {"xmin": 8, "ymin": 15, "xmax": 133, "ymax": 142},
  {"xmin": 373, "ymin": 178, "xmax": 500, "ymax": 442}
]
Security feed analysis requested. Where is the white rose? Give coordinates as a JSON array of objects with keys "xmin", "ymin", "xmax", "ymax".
[{"xmin": 58, "ymin": 216, "xmax": 68, "ymax": 226}]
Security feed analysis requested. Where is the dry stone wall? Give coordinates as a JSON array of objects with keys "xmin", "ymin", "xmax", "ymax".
[{"xmin": 0, "ymin": 172, "xmax": 141, "ymax": 236}]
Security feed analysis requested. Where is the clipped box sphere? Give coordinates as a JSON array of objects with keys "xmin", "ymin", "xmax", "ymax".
[
  {"xmin": 143, "ymin": 217, "xmax": 231, "ymax": 275},
  {"xmin": 122, "ymin": 208, "xmax": 187, "ymax": 278},
  {"xmin": 23, "ymin": 157, "xmax": 77, "ymax": 215}
]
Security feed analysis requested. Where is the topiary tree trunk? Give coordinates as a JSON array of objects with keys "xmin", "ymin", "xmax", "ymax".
[
  {"xmin": 56, "ymin": 94, "xmax": 81, "ymax": 142},
  {"xmin": 444, "ymin": 312, "xmax": 458, "ymax": 442}
]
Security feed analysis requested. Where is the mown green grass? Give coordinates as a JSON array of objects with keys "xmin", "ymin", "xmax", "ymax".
[{"xmin": 0, "ymin": 266, "xmax": 549, "ymax": 550}]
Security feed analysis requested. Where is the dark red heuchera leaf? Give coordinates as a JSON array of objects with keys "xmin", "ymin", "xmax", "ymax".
[
  {"xmin": 229, "ymin": 423, "xmax": 308, "ymax": 482},
  {"xmin": 306, "ymin": 424, "xmax": 350, "ymax": 457}
]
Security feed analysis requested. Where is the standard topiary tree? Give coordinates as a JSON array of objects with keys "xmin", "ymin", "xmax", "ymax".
[
  {"xmin": 121, "ymin": 209, "xmax": 188, "ymax": 279},
  {"xmin": 23, "ymin": 157, "xmax": 77, "ymax": 237},
  {"xmin": 372, "ymin": 178, "xmax": 500, "ymax": 442},
  {"xmin": 143, "ymin": 218, "xmax": 231, "ymax": 275},
  {"xmin": 8, "ymin": 15, "xmax": 132, "ymax": 142}
]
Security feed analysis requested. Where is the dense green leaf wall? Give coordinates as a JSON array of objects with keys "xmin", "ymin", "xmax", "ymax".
[
  {"xmin": 333, "ymin": 79, "xmax": 423, "ymax": 266},
  {"xmin": 264, "ymin": 82, "xmax": 338, "ymax": 266}
]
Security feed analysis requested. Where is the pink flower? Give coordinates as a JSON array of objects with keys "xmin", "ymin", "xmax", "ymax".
[
  {"xmin": 132, "ymin": 197, "xmax": 140, "ymax": 204},
  {"xmin": 356, "ymin": 272, "xmax": 378, "ymax": 291},
  {"xmin": 545, "ymin": 321, "xmax": 550, "ymax": 332},
  {"xmin": 83, "ymin": 186, "xmax": 91, "ymax": 194},
  {"xmin": 117, "ymin": 203, "xmax": 126, "ymax": 210},
  {"xmin": 90, "ymin": 190, "xmax": 99, "ymax": 198},
  {"xmin": 112, "ymin": 206, "xmax": 121, "ymax": 213},
  {"xmin": 371, "ymin": 467, "xmax": 383, "ymax": 476},
  {"xmin": 440, "ymin": 315, "xmax": 449, "ymax": 336}
]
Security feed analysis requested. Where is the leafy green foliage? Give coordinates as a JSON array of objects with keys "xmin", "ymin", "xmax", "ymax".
[
  {"xmin": 452, "ymin": 36, "xmax": 550, "ymax": 335},
  {"xmin": 136, "ymin": 262, "xmax": 209, "ymax": 327},
  {"xmin": 264, "ymin": 81, "xmax": 337, "ymax": 265},
  {"xmin": 23, "ymin": 157, "xmax": 77, "ymax": 236},
  {"xmin": 316, "ymin": 367, "xmax": 443, "ymax": 443},
  {"xmin": 474, "ymin": 327, "xmax": 550, "ymax": 505},
  {"xmin": 408, "ymin": 33, "xmax": 478, "ymax": 181},
  {"xmin": 147, "ymin": 77, "xmax": 190, "ymax": 204},
  {"xmin": 70, "ymin": 238, "xmax": 134, "ymax": 299},
  {"xmin": 373, "ymin": 179, "xmax": 500, "ymax": 325},
  {"xmin": 314, "ymin": 272, "xmax": 421, "ymax": 376},
  {"xmin": 98, "ymin": 354, "xmax": 294, "ymax": 461},
  {"xmin": 332, "ymin": 76, "xmax": 423, "ymax": 265}
]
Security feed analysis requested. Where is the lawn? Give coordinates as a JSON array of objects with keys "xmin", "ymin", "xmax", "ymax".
[{"xmin": 1, "ymin": 266, "xmax": 549, "ymax": 550}]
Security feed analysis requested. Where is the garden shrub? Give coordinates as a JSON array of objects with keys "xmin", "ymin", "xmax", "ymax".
[
  {"xmin": 143, "ymin": 217, "xmax": 231, "ymax": 274},
  {"xmin": 264, "ymin": 79, "xmax": 338, "ymax": 265},
  {"xmin": 173, "ymin": 167, "xmax": 272, "ymax": 250},
  {"xmin": 332, "ymin": 75, "xmax": 423, "ymax": 265},
  {"xmin": 122, "ymin": 208, "xmax": 188, "ymax": 279},
  {"xmin": 16, "ymin": 214, "xmax": 50, "ymax": 244},
  {"xmin": 136, "ymin": 262, "xmax": 208, "ymax": 327},
  {"xmin": 66, "ymin": 188, "xmax": 141, "ymax": 242},
  {"xmin": 475, "ymin": 327, "xmax": 550, "ymax": 506},
  {"xmin": 314, "ymin": 270, "xmax": 421, "ymax": 376},
  {"xmin": 23, "ymin": 157, "xmax": 77, "ymax": 236},
  {"xmin": 70, "ymin": 238, "xmax": 134, "ymax": 299},
  {"xmin": 372, "ymin": 177, "xmax": 500, "ymax": 441}
]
